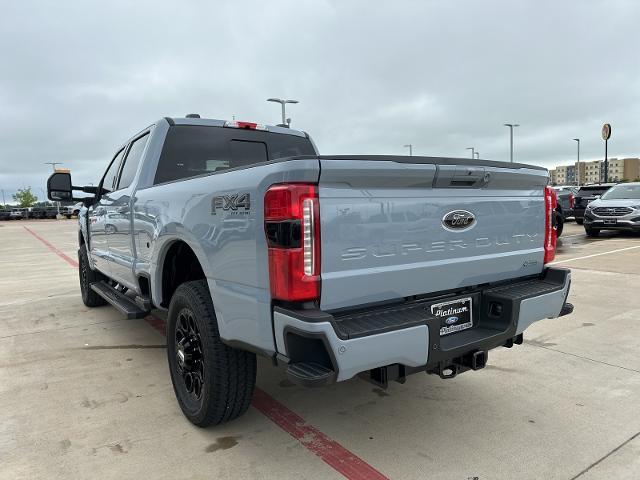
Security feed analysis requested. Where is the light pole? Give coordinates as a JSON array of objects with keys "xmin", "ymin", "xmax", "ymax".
[
  {"xmin": 404, "ymin": 144, "xmax": 413, "ymax": 156},
  {"xmin": 504, "ymin": 123, "xmax": 519, "ymax": 162},
  {"xmin": 45, "ymin": 162, "xmax": 63, "ymax": 171},
  {"xmin": 267, "ymin": 98, "xmax": 299, "ymax": 127},
  {"xmin": 474, "ymin": 152, "xmax": 480, "ymax": 159},
  {"xmin": 466, "ymin": 147, "xmax": 475, "ymax": 159},
  {"xmin": 1, "ymin": 189, "xmax": 5, "ymax": 207},
  {"xmin": 573, "ymin": 138, "xmax": 580, "ymax": 186}
]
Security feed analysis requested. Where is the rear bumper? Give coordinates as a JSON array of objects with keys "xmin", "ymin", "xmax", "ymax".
[{"xmin": 274, "ymin": 267, "xmax": 571, "ymax": 384}]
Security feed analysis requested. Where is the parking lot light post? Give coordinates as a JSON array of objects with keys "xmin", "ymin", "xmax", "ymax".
[
  {"xmin": 504, "ymin": 123, "xmax": 519, "ymax": 162},
  {"xmin": 573, "ymin": 138, "xmax": 580, "ymax": 186},
  {"xmin": 267, "ymin": 98, "xmax": 299, "ymax": 127},
  {"xmin": 466, "ymin": 147, "xmax": 475, "ymax": 159},
  {"xmin": 404, "ymin": 144, "xmax": 413, "ymax": 156},
  {"xmin": 474, "ymin": 152, "xmax": 480, "ymax": 159}
]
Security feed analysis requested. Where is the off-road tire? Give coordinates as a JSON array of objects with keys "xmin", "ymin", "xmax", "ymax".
[
  {"xmin": 167, "ymin": 280, "xmax": 256, "ymax": 427},
  {"xmin": 585, "ymin": 227, "xmax": 600, "ymax": 237},
  {"xmin": 78, "ymin": 244, "xmax": 107, "ymax": 307}
]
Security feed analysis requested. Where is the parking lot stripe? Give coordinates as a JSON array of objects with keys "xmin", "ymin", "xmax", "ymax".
[
  {"xmin": 251, "ymin": 388, "xmax": 389, "ymax": 480},
  {"xmin": 23, "ymin": 226, "xmax": 79, "ymax": 268},
  {"xmin": 24, "ymin": 226, "xmax": 389, "ymax": 480},
  {"xmin": 551, "ymin": 244, "xmax": 640, "ymax": 265}
]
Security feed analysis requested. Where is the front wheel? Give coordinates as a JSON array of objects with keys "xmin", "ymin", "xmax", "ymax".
[
  {"xmin": 167, "ymin": 280, "xmax": 256, "ymax": 427},
  {"xmin": 575, "ymin": 218, "xmax": 584, "ymax": 225},
  {"xmin": 78, "ymin": 244, "xmax": 107, "ymax": 307},
  {"xmin": 585, "ymin": 227, "xmax": 600, "ymax": 237}
]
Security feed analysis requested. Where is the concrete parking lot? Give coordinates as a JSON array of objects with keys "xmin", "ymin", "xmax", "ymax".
[{"xmin": 1, "ymin": 220, "xmax": 639, "ymax": 480}]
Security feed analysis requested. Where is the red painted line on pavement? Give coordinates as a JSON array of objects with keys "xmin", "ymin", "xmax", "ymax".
[
  {"xmin": 29, "ymin": 230, "xmax": 388, "ymax": 480},
  {"xmin": 251, "ymin": 388, "xmax": 389, "ymax": 480},
  {"xmin": 23, "ymin": 226, "xmax": 79, "ymax": 268},
  {"xmin": 144, "ymin": 314, "xmax": 167, "ymax": 337}
]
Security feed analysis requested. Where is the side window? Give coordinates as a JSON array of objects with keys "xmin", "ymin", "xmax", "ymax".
[
  {"xmin": 117, "ymin": 133, "xmax": 149, "ymax": 190},
  {"xmin": 102, "ymin": 149, "xmax": 125, "ymax": 193}
]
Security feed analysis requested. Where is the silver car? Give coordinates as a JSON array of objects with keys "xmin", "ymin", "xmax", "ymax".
[{"xmin": 583, "ymin": 182, "xmax": 640, "ymax": 236}]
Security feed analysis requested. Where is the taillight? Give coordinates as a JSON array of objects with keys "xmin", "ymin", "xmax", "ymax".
[
  {"xmin": 544, "ymin": 186, "xmax": 557, "ymax": 264},
  {"xmin": 569, "ymin": 193, "xmax": 575, "ymax": 209},
  {"xmin": 264, "ymin": 184, "xmax": 320, "ymax": 302}
]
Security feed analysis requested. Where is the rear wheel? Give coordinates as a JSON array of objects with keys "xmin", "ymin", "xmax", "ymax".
[
  {"xmin": 78, "ymin": 244, "xmax": 107, "ymax": 307},
  {"xmin": 585, "ymin": 227, "xmax": 600, "ymax": 237},
  {"xmin": 555, "ymin": 212, "xmax": 564, "ymax": 237},
  {"xmin": 167, "ymin": 280, "xmax": 256, "ymax": 427}
]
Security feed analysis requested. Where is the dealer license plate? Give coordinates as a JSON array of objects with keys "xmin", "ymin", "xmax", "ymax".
[{"xmin": 431, "ymin": 297, "xmax": 473, "ymax": 336}]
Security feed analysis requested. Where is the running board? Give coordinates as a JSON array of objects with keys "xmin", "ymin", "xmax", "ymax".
[{"xmin": 90, "ymin": 282, "xmax": 150, "ymax": 319}]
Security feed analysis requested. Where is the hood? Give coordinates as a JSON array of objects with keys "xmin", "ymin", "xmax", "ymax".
[{"xmin": 588, "ymin": 198, "xmax": 640, "ymax": 209}]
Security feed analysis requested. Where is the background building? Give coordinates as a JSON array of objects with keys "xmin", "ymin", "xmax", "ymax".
[
  {"xmin": 601, "ymin": 157, "xmax": 639, "ymax": 182},
  {"xmin": 583, "ymin": 160, "xmax": 604, "ymax": 184},
  {"xmin": 549, "ymin": 157, "xmax": 639, "ymax": 185}
]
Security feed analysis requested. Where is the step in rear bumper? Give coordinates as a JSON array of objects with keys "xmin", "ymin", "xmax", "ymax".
[{"xmin": 273, "ymin": 267, "xmax": 571, "ymax": 382}]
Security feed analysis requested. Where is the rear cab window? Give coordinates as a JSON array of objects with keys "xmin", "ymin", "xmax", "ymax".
[{"xmin": 153, "ymin": 125, "xmax": 316, "ymax": 185}]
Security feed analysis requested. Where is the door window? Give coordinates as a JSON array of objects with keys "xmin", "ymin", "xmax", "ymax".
[
  {"xmin": 102, "ymin": 149, "xmax": 126, "ymax": 193},
  {"xmin": 117, "ymin": 133, "xmax": 150, "ymax": 190}
]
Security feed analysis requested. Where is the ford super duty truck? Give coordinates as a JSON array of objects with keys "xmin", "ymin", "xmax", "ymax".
[{"xmin": 47, "ymin": 116, "xmax": 573, "ymax": 427}]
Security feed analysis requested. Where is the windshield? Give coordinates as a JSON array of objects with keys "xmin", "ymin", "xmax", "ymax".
[{"xmin": 601, "ymin": 184, "xmax": 640, "ymax": 200}]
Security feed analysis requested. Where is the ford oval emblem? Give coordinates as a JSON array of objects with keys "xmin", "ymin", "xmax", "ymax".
[
  {"xmin": 442, "ymin": 210, "xmax": 475, "ymax": 231},
  {"xmin": 445, "ymin": 316, "xmax": 458, "ymax": 325}
]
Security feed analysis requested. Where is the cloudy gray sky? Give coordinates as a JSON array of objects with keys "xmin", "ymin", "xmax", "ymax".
[{"xmin": 1, "ymin": 0, "xmax": 639, "ymax": 201}]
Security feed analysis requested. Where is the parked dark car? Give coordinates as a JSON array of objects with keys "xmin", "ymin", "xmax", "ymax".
[
  {"xmin": 573, "ymin": 184, "xmax": 615, "ymax": 225},
  {"xmin": 45, "ymin": 206, "xmax": 59, "ymax": 219},
  {"xmin": 29, "ymin": 207, "xmax": 48, "ymax": 219},
  {"xmin": 0, "ymin": 210, "xmax": 10, "ymax": 221},
  {"xmin": 552, "ymin": 187, "xmax": 575, "ymax": 237}
]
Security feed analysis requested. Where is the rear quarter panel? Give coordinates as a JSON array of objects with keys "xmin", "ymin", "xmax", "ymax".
[{"xmin": 132, "ymin": 159, "xmax": 319, "ymax": 354}]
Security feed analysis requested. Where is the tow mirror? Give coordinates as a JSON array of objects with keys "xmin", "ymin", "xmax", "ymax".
[{"xmin": 47, "ymin": 172, "xmax": 73, "ymax": 201}]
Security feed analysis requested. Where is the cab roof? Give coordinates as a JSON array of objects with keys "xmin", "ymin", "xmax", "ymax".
[{"xmin": 163, "ymin": 116, "xmax": 308, "ymax": 138}]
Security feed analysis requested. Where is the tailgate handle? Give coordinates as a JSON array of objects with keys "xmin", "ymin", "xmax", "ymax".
[{"xmin": 450, "ymin": 167, "xmax": 488, "ymax": 187}]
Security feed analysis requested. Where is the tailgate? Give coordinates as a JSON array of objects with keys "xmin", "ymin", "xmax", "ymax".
[{"xmin": 318, "ymin": 158, "xmax": 549, "ymax": 311}]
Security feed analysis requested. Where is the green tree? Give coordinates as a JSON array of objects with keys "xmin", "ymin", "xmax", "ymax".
[{"xmin": 13, "ymin": 187, "xmax": 38, "ymax": 207}]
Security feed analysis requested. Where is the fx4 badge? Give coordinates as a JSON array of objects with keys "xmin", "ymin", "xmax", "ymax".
[{"xmin": 212, "ymin": 193, "xmax": 251, "ymax": 215}]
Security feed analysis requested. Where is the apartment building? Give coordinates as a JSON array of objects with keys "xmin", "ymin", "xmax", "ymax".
[
  {"xmin": 599, "ymin": 158, "xmax": 640, "ymax": 182},
  {"xmin": 551, "ymin": 164, "xmax": 579, "ymax": 185},
  {"xmin": 583, "ymin": 160, "xmax": 603, "ymax": 184},
  {"xmin": 549, "ymin": 157, "xmax": 638, "ymax": 185}
]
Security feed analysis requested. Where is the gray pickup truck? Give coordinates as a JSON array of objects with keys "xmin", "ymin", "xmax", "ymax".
[{"xmin": 47, "ymin": 116, "xmax": 573, "ymax": 427}]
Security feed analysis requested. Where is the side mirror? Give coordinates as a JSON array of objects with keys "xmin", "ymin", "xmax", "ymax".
[
  {"xmin": 594, "ymin": 194, "xmax": 601, "ymax": 199},
  {"xmin": 47, "ymin": 172, "xmax": 73, "ymax": 201}
]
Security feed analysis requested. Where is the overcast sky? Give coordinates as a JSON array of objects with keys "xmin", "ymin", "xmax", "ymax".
[{"xmin": 1, "ymin": 0, "xmax": 639, "ymax": 201}]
